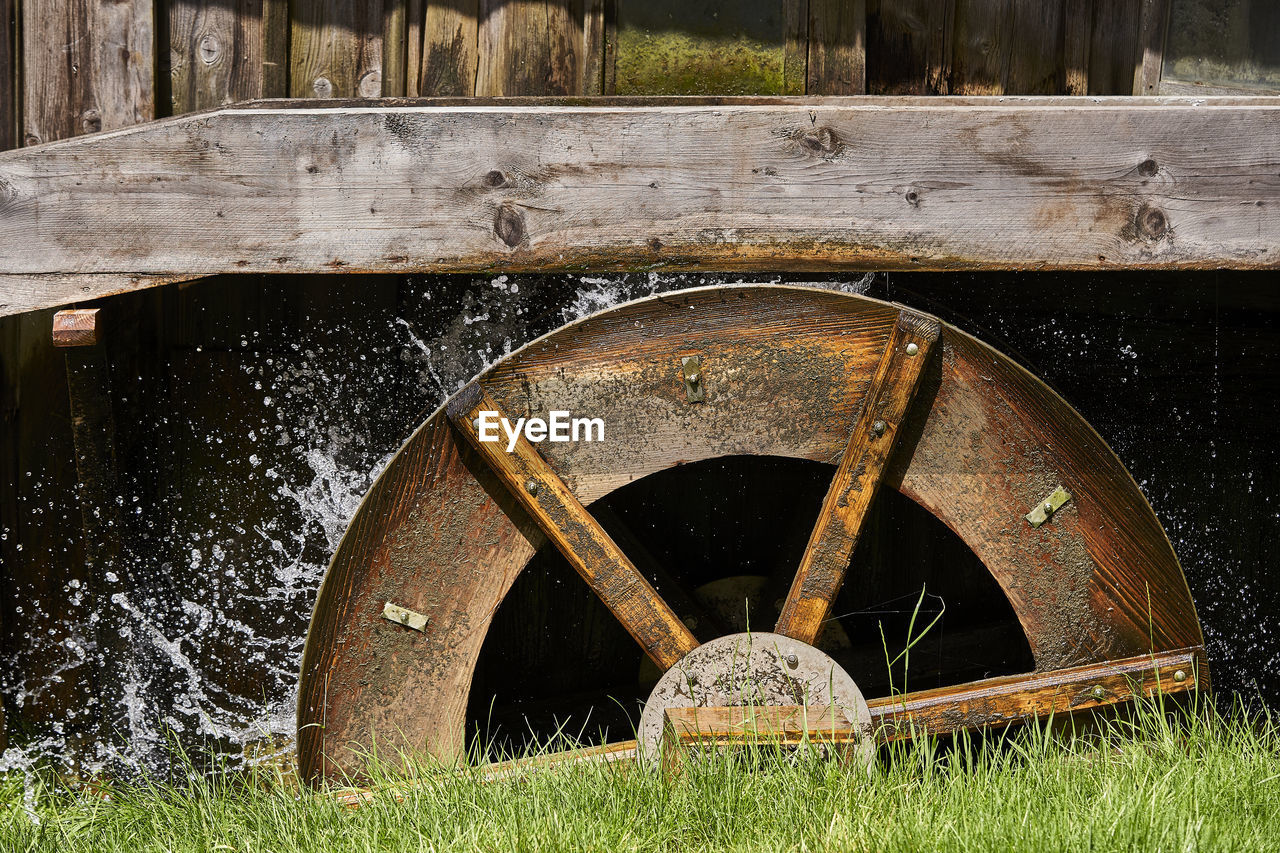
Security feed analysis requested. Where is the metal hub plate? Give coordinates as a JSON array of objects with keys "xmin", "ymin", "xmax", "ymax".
[{"xmin": 636, "ymin": 631, "xmax": 872, "ymax": 764}]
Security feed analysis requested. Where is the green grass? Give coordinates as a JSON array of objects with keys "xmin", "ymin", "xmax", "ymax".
[{"xmin": 3, "ymin": 699, "xmax": 1279, "ymax": 852}]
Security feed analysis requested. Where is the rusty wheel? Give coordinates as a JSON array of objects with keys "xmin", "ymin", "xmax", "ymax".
[{"xmin": 297, "ymin": 285, "xmax": 1205, "ymax": 783}]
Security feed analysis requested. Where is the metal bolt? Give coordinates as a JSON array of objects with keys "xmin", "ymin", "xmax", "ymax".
[
  {"xmin": 472, "ymin": 417, "xmax": 482, "ymax": 432},
  {"xmin": 525, "ymin": 479, "xmax": 540, "ymax": 496},
  {"xmin": 785, "ymin": 654, "xmax": 799, "ymax": 669},
  {"xmin": 1091, "ymin": 685, "xmax": 1106, "ymax": 700},
  {"xmin": 906, "ymin": 342, "xmax": 920, "ymax": 356},
  {"xmin": 687, "ymin": 372, "xmax": 701, "ymax": 385},
  {"xmin": 1044, "ymin": 501, "xmax": 1054, "ymax": 514},
  {"xmin": 870, "ymin": 420, "xmax": 888, "ymax": 437},
  {"xmin": 1173, "ymin": 669, "xmax": 1187, "ymax": 683}
]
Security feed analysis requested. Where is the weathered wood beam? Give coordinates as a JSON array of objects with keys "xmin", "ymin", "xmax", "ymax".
[
  {"xmin": 0, "ymin": 96, "xmax": 1277, "ymax": 318},
  {"xmin": 869, "ymin": 647, "xmax": 1206, "ymax": 738},
  {"xmin": 446, "ymin": 383, "xmax": 700, "ymax": 671},
  {"xmin": 775, "ymin": 309, "xmax": 940, "ymax": 643}
]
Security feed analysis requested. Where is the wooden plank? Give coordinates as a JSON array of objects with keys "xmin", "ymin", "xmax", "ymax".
[
  {"xmin": 168, "ymin": 0, "xmax": 289, "ymax": 111},
  {"xmin": 383, "ymin": 0, "xmax": 408, "ymax": 96},
  {"xmin": 1, "ymin": 97, "xmax": 1278, "ymax": 316},
  {"xmin": 51, "ymin": 309, "xmax": 100, "ymax": 347},
  {"xmin": 949, "ymin": 0, "xmax": 1064, "ymax": 95},
  {"xmin": 866, "ymin": 0, "xmax": 955, "ymax": 94},
  {"xmin": 581, "ymin": 0, "xmax": 606, "ymax": 96},
  {"xmin": 808, "ymin": 0, "xmax": 867, "ymax": 95},
  {"xmin": 783, "ymin": 0, "xmax": 808, "ymax": 96},
  {"xmin": 869, "ymin": 647, "xmax": 1206, "ymax": 738},
  {"xmin": 261, "ymin": 0, "xmax": 288, "ymax": 98},
  {"xmin": 62, "ymin": 322, "xmax": 133, "ymax": 752},
  {"xmin": 662, "ymin": 647, "xmax": 1205, "ymax": 747},
  {"xmin": 0, "ymin": 274, "xmax": 203, "ymax": 318},
  {"xmin": 0, "ymin": 0, "xmax": 14, "ymax": 151},
  {"xmin": 1062, "ymin": 0, "xmax": 1092, "ymax": 95},
  {"xmin": 1132, "ymin": 0, "xmax": 1170, "ymax": 96},
  {"xmin": 775, "ymin": 310, "xmax": 940, "ymax": 643},
  {"xmin": 21, "ymin": 0, "xmax": 155, "ymax": 145},
  {"xmin": 1087, "ymin": 0, "xmax": 1140, "ymax": 94},
  {"xmin": 665, "ymin": 705, "xmax": 862, "ymax": 746},
  {"xmin": 405, "ymin": 0, "xmax": 423, "ymax": 96},
  {"xmin": 446, "ymin": 384, "xmax": 699, "ymax": 671},
  {"xmin": 419, "ymin": 0, "xmax": 479, "ymax": 96},
  {"xmin": 476, "ymin": 0, "xmax": 594, "ymax": 96},
  {"xmin": 290, "ymin": 1, "xmax": 385, "ymax": 98}
]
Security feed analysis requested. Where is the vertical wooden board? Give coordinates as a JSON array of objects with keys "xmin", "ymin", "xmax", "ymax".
[
  {"xmin": 290, "ymin": 0, "xmax": 385, "ymax": 98},
  {"xmin": 477, "ymin": 0, "xmax": 592, "ymax": 95},
  {"xmin": 581, "ymin": 0, "xmax": 606, "ymax": 94},
  {"xmin": 1062, "ymin": 0, "xmax": 1092, "ymax": 94},
  {"xmin": 9, "ymin": 0, "xmax": 153, "ymax": 765},
  {"xmin": 0, "ymin": 312, "xmax": 97, "ymax": 762},
  {"xmin": 1087, "ymin": 0, "xmax": 1140, "ymax": 94},
  {"xmin": 383, "ymin": 0, "xmax": 408, "ymax": 95},
  {"xmin": 420, "ymin": 0, "xmax": 479, "ymax": 95},
  {"xmin": 949, "ymin": 0, "xmax": 1064, "ymax": 94},
  {"xmin": 808, "ymin": 0, "xmax": 866, "ymax": 94},
  {"xmin": 865, "ymin": 0, "xmax": 955, "ymax": 94},
  {"xmin": 0, "ymin": 0, "xmax": 14, "ymax": 151},
  {"xmin": 169, "ymin": 0, "xmax": 270, "ymax": 113},
  {"xmin": 21, "ymin": 0, "xmax": 155, "ymax": 145},
  {"xmin": 947, "ymin": 0, "xmax": 1011, "ymax": 94},
  {"xmin": 1132, "ymin": 0, "xmax": 1170, "ymax": 94},
  {"xmin": 405, "ymin": 0, "xmax": 424, "ymax": 96},
  {"xmin": 1006, "ymin": 0, "xmax": 1065, "ymax": 93},
  {"xmin": 783, "ymin": 0, "xmax": 809, "ymax": 95}
]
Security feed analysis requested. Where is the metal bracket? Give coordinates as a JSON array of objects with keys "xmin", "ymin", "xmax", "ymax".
[
  {"xmin": 1025, "ymin": 486, "xmax": 1072, "ymax": 528},
  {"xmin": 680, "ymin": 355, "xmax": 706, "ymax": 403},
  {"xmin": 382, "ymin": 601, "xmax": 428, "ymax": 632}
]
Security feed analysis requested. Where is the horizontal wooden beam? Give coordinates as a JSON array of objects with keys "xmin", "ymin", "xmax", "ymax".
[
  {"xmin": 868, "ymin": 647, "xmax": 1205, "ymax": 738},
  {"xmin": 1, "ymin": 96, "xmax": 1277, "ymax": 317}
]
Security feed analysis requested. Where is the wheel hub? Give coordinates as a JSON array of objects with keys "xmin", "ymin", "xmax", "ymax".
[{"xmin": 636, "ymin": 631, "xmax": 873, "ymax": 763}]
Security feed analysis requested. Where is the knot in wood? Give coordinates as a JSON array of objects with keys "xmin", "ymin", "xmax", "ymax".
[
  {"xmin": 1136, "ymin": 203, "xmax": 1169, "ymax": 242},
  {"xmin": 1137, "ymin": 158, "xmax": 1159, "ymax": 178},
  {"xmin": 482, "ymin": 170, "xmax": 508, "ymax": 188},
  {"xmin": 312, "ymin": 76, "xmax": 334, "ymax": 98},
  {"xmin": 198, "ymin": 33, "xmax": 221, "ymax": 64},
  {"xmin": 800, "ymin": 127, "xmax": 841, "ymax": 157},
  {"xmin": 494, "ymin": 204, "xmax": 526, "ymax": 248},
  {"xmin": 80, "ymin": 110, "xmax": 102, "ymax": 134},
  {"xmin": 358, "ymin": 70, "xmax": 383, "ymax": 98}
]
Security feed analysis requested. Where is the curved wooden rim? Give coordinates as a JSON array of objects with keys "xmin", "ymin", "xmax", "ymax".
[{"xmin": 297, "ymin": 284, "xmax": 1202, "ymax": 782}]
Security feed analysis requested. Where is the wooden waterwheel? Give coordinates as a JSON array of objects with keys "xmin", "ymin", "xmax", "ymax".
[{"xmin": 297, "ymin": 284, "xmax": 1205, "ymax": 782}]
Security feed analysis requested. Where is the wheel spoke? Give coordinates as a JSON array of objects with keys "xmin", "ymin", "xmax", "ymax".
[
  {"xmin": 592, "ymin": 504, "xmax": 728, "ymax": 641},
  {"xmin": 868, "ymin": 647, "xmax": 1206, "ymax": 740},
  {"xmin": 447, "ymin": 384, "xmax": 699, "ymax": 671},
  {"xmin": 775, "ymin": 309, "xmax": 941, "ymax": 643}
]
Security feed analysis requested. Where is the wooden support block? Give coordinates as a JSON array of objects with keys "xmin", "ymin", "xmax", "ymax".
[
  {"xmin": 52, "ymin": 309, "xmax": 101, "ymax": 347},
  {"xmin": 665, "ymin": 704, "xmax": 863, "ymax": 748}
]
